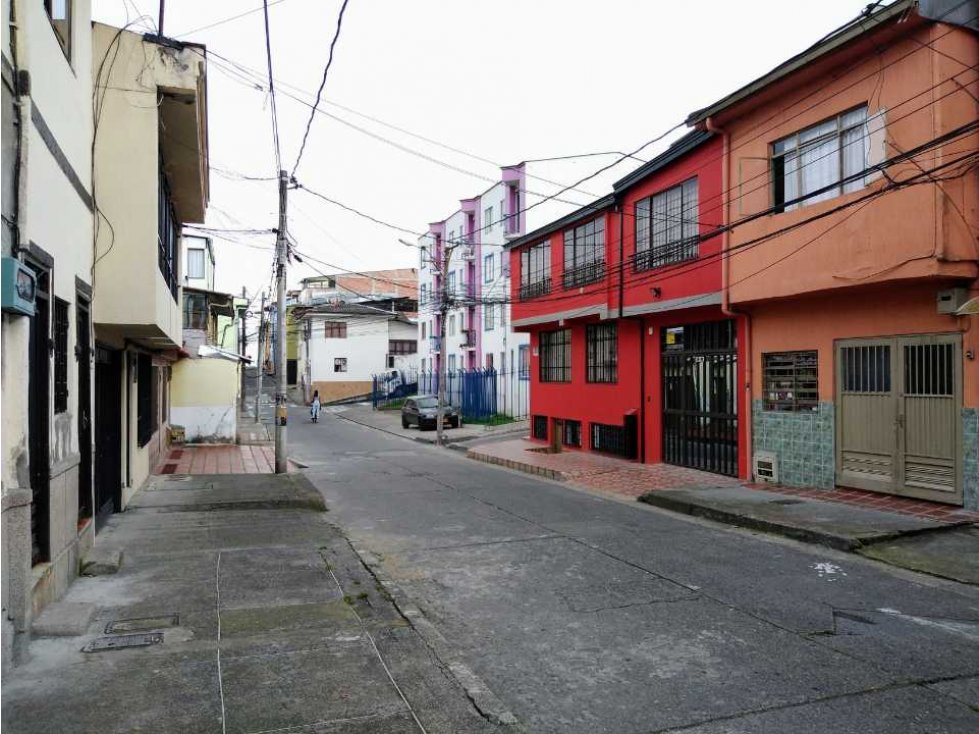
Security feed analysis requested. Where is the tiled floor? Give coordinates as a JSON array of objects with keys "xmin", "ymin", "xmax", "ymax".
[
  {"xmin": 469, "ymin": 439, "xmax": 979, "ymax": 522},
  {"xmin": 154, "ymin": 445, "xmax": 279, "ymax": 475}
]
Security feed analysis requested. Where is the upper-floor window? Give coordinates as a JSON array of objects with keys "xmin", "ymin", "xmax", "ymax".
[
  {"xmin": 483, "ymin": 253, "xmax": 495, "ymax": 283},
  {"xmin": 183, "ymin": 292, "xmax": 207, "ymax": 330},
  {"xmin": 187, "ymin": 249, "xmax": 205, "ymax": 279},
  {"xmin": 635, "ymin": 178, "xmax": 698, "ymax": 271},
  {"xmin": 539, "ymin": 328, "xmax": 571, "ymax": 382},
  {"xmin": 448, "ymin": 314, "xmax": 456, "ymax": 336},
  {"xmin": 420, "ymin": 247, "xmax": 428, "ymax": 270},
  {"xmin": 324, "ymin": 321, "xmax": 347, "ymax": 338},
  {"xmin": 772, "ymin": 105, "xmax": 869, "ymax": 213},
  {"xmin": 484, "ymin": 206, "xmax": 494, "ymax": 231},
  {"xmin": 419, "ymin": 283, "xmax": 428, "ymax": 305},
  {"xmin": 447, "ymin": 271, "xmax": 456, "ymax": 294},
  {"xmin": 563, "ymin": 217, "xmax": 605, "ymax": 288},
  {"xmin": 45, "ymin": 0, "xmax": 72, "ymax": 61},
  {"xmin": 519, "ymin": 241, "xmax": 551, "ymax": 300},
  {"xmin": 389, "ymin": 339, "xmax": 417, "ymax": 355},
  {"xmin": 158, "ymin": 158, "xmax": 179, "ymax": 302},
  {"xmin": 484, "ymin": 304, "xmax": 495, "ymax": 331},
  {"xmin": 421, "ymin": 321, "xmax": 427, "ymax": 340}
]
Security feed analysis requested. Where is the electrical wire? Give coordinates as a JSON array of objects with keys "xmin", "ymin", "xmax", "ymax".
[{"xmin": 261, "ymin": 0, "xmax": 283, "ymax": 173}]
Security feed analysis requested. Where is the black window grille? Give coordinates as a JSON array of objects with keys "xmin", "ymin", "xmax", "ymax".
[
  {"xmin": 158, "ymin": 156, "xmax": 179, "ymax": 301},
  {"xmin": 635, "ymin": 178, "xmax": 699, "ymax": 271},
  {"xmin": 562, "ymin": 420, "xmax": 582, "ymax": 447},
  {"xmin": 763, "ymin": 351, "xmax": 818, "ymax": 412},
  {"xmin": 150, "ymin": 366, "xmax": 160, "ymax": 435},
  {"xmin": 53, "ymin": 298, "xmax": 69, "ymax": 413},
  {"xmin": 539, "ymin": 329, "xmax": 571, "ymax": 383},
  {"xmin": 563, "ymin": 217, "xmax": 605, "ymax": 288},
  {"xmin": 137, "ymin": 353, "xmax": 153, "ymax": 447},
  {"xmin": 586, "ymin": 322, "xmax": 617, "ymax": 383},
  {"xmin": 532, "ymin": 415, "xmax": 548, "ymax": 440},
  {"xmin": 904, "ymin": 343, "xmax": 953, "ymax": 397},
  {"xmin": 520, "ymin": 241, "xmax": 551, "ymax": 300},
  {"xmin": 591, "ymin": 423, "xmax": 630, "ymax": 457},
  {"xmin": 662, "ymin": 319, "xmax": 736, "ymax": 353}
]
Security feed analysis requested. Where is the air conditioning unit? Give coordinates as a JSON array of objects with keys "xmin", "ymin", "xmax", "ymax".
[{"xmin": 753, "ymin": 451, "xmax": 779, "ymax": 484}]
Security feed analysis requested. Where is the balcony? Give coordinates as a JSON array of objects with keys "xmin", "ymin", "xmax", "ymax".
[
  {"xmin": 519, "ymin": 277, "xmax": 551, "ymax": 301},
  {"xmin": 562, "ymin": 261, "xmax": 606, "ymax": 289},
  {"xmin": 460, "ymin": 329, "xmax": 476, "ymax": 349}
]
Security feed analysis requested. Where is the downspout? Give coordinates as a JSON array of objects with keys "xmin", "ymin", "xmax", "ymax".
[
  {"xmin": 618, "ymin": 199, "xmax": 645, "ymax": 463},
  {"xmin": 707, "ymin": 115, "xmax": 752, "ymax": 480}
]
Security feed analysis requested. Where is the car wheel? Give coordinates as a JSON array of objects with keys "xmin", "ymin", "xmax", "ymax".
[
  {"xmin": 451, "ymin": 418, "xmax": 460, "ymax": 428},
  {"xmin": 401, "ymin": 417, "xmax": 409, "ymax": 429}
]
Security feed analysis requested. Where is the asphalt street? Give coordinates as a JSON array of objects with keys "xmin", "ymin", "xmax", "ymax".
[{"xmin": 286, "ymin": 406, "xmax": 979, "ymax": 734}]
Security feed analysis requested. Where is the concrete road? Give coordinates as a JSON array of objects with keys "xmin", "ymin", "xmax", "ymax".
[{"xmin": 290, "ymin": 408, "xmax": 979, "ymax": 734}]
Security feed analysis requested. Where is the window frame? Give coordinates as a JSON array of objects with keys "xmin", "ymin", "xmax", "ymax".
[
  {"xmin": 634, "ymin": 177, "xmax": 699, "ymax": 272},
  {"xmin": 483, "ymin": 253, "xmax": 495, "ymax": 283},
  {"xmin": 585, "ymin": 322, "xmax": 617, "ymax": 384},
  {"xmin": 519, "ymin": 241, "xmax": 551, "ymax": 300},
  {"xmin": 484, "ymin": 304, "xmax": 495, "ymax": 331},
  {"xmin": 333, "ymin": 357, "xmax": 348, "ymax": 373},
  {"xmin": 44, "ymin": 0, "xmax": 72, "ymax": 62},
  {"xmin": 539, "ymin": 328, "xmax": 571, "ymax": 383},
  {"xmin": 562, "ymin": 217, "xmax": 606, "ymax": 288},
  {"xmin": 324, "ymin": 320, "xmax": 348, "ymax": 338},
  {"xmin": 762, "ymin": 350, "xmax": 819, "ymax": 412},
  {"xmin": 187, "ymin": 248, "xmax": 206, "ymax": 280}
]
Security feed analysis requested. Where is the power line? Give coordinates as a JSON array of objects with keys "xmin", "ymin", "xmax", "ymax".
[
  {"xmin": 261, "ymin": 0, "xmax": 283, "ymax": 173},
  {"xmin": 292, "ymin": 0, "xmax": 352, "ymax": 177},
  {"xmin": 175, "ymin": 0, "xmax": 290, "ymax": 39}
]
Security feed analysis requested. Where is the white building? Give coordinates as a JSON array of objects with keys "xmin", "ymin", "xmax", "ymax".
[
  {"xmin": 300, "ymin": 304, "xmax": 418, "ymax": 404},
  {"xmin": 182, "ymin": 233, "xmax": 215, "ymax": 291}
]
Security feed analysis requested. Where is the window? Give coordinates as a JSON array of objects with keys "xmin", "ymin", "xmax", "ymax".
[
  {"xmin": 635, "ymin": 178, "xmax": 699, "ymax": 271},
  {"xmin": 44, "ymin": 0, "xmax": 72, "ymax": 60},
  {"xmin": 448, "ymin": 354, "xmax": 457, "ymax": 371},
  {"xmin": 420, "ymin": 247, "xmax": 428, "ymax": 270},
  {"xmin": 539, "ymin": 329, "xmax": 571, "ymax": 382},
  {"xmin": 562, "ymin": 420, "xmax": 582, "ymax": 448},
  {"xmin": 447, "ymin": 271, "xmax": 456, "ymax": 294},
  {"xmin": 187, "ymin": 249, "xmax": 205, "ymax": 279},
  {"xmin": 772, "ymin": 106, "xmax": 869, "ymax": 213},
  {"xmin": 484, "ymin": 304, "xmax": 495, "ymax": 331},
  {"xmin": 420, "ymin": 283, "xmax": 428, "ymax": 305},
  {"xmin": 334, "ymin": 357, "xmax": 348, "ymax": 373},
  {"xmin": 421, "ymin": 322, "xmax": 427, "ymax": 340},
  {"xmin": 137, "ymin": 353, "xmax": 153, "ymax": 447},
  {"xmin": 53, "ymin": 298, "xmax": 69, "ymax": 413},
  {"xmin": 532, "ymin": 415, "xmax": 548, "ymax": 440},
  {"xmin": 483, "ymin": 253, "xmax": 495, "ymax": 283},
  {"xmin": 448, "ymin": 314, "xmax": 456, "ymax": 336},
  {"xmin": 486, "ymin": 353, "xmax": 494, "ymax": 370},
  {"xmin": 763, "ymin": 351, "xmax": 819, "ymax": 412},
  {"xmin": 389, "ymin": 339, "xmax": 417, "ymax": 355},
  {"xmin": 484, "ymin": 206, "xmax": 494, "ymax": 231},
  {"xmin": 183, "ymin": 292, "xmax": 207, "ymax": 330},
  {"xmin": 158, "ymin": 157, "xmax": 178, "ymax": 301},
  {"xmin": 519, "ymin": 241, "xmax": 551, "ymax": 299},
  {"xmin": 563, "ymin": 218, "xmax": 605, "ymax": 288},
  {"xmin": 586, "ymin": 323, "xmax": 617, "ymax": 383},
  {"xmin": 591, "ymin": 423, "xmax": 630, "ymax": 457},
  {"xmin": 518, "ymin": 344, "xmax": 530, "ymax": 380},
  {"xmin": 324, "ymin": 321, "xmax": 347, "ymax": 338}
]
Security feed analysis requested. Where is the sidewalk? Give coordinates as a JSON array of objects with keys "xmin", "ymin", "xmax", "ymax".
[
  {"xmin": 3, "ymin": 473, "xmax": 502, "ymax": 733},
  {"xmin": 335, "ymin": 402, "xmax": 530, "ymax": 448},
  {"xmin": 468, "ymin": 439, "xmax": 979, "ymax": 584}
]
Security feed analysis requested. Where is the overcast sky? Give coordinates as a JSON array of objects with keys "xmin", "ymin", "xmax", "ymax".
[{"xmin": 94, "ymin": 0, "xmax": 866, "ymax": 302}]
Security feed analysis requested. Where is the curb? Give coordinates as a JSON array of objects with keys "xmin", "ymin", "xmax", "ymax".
[{"xmin": 466, "ymin": 450, "xmax": 567, "ymax": 482}]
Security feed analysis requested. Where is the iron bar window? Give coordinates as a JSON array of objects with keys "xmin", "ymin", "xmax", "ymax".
[
  {"xmin": 532, "ymin": 415, "xmax": 548, "ymax": 440},
  {"xmin": 635, "ymin": 178, "xmax": 698, "ymax": 271},
  {"xmin": 591, "ymin": 423, "xmax": 630, "ymax": 457},
  {"xmin": 904, "ymin": 343, "xmax": 953, "ymax": 397},
  {"xmin": 563, "ymin": 217, "xmax": 605, "ymax": 288},
  {"xmin": 520, "ymin": 241, "xmax": 551, "ymax": 300},
  {"xmin": 562, "ymin": 420, "xmax": 582, "ymax": 448},
  {"xmin": 388, "ymin": 339, "xmax": 417, "ymax": 355},
  {"xmin": 539, "ymin": 328, "xmax": 571, "ymax": 383},
  {"xmin": 772, "ymin": 105, "xmax": 869, "ymax": 213},
  {"xmin": 158, "ymin": 156, "xmax": 179, "ymax": 302},
  {"xmin": 762, "ymin": 351, "xmax": 818, "ymax": 412},
  {"xmin": 53, "ymin": 298, "xmax": 70, "ymax": 413},
  {"xmin": 586, "ymin": 322, "xmax": 617, "ymax": 383},
  {"xmin": 324, "ymin": 321, "xmax": 347, "ymax": 338}
]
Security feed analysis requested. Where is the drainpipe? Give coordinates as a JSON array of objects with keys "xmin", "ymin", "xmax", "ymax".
[
  {"xmin": 617, "ymin": 200, "xmax": 646, "ymax": 463},
  {"xmin": 707, "ymin": 116, "xmax": 752, "ymax": 480}
]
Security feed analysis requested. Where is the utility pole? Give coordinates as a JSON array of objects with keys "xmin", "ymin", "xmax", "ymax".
[
  {"xmin": 256, "ymin": 291, "xmax": 265, "ymax": 424},
  {"xmin": 274, "ymin": 170, "xmax": 289, "ymax": 473},
  {"xmin": 436, "ymin": 239, "xmax": 456, "ymax": 447},
  {"xmin": 239, "ymin": 286, "xmax": 247, "ymax": 411}
]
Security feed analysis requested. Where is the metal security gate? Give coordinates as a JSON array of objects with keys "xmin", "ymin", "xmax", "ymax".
[
  {"xmin": 836, "ymin": 334, "xmax": 961, "ymax": 504},
  {"xmin": 94, "ymin": 345, "xmax": 123, "ymax": 530},
  {"xmin": 662, "ymin": 320, "xmax": 738, "ymax": 476}
]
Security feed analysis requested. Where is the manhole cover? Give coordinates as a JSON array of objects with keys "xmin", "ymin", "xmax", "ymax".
[
  {"xmin": 82, "ymin": 632, "xmax": 164, "ymax": 653},
  {"xmin": 105, "ymin": 614, "xmax": 179, "ymax": 634}
]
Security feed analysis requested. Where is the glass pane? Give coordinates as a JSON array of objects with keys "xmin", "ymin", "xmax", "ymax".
[
  {"xmin": 842, "ymin": 125, "xmax": 866, "ymax": 193},
  {"xmin": 800, "ymin": 137, "xmax": 839, "ymax": 204}
]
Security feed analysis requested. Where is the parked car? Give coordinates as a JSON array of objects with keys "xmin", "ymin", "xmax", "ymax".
[{"xmin": 401, "ymin": 396, "xmax": 460, "ymax": 430}]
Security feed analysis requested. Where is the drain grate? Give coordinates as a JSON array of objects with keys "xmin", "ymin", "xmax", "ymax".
[
  {"xmin": 82, "ymin": 632, "xmax": 164, "ymax": 653},
  {"xmin": 105, "ymin": 614, "xmax": 179, "ymax": 634}
]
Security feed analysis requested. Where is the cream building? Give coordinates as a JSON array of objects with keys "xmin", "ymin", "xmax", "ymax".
[{"xmin": 2, "ymin": 0, "xmax": 96, "ymax": 665}]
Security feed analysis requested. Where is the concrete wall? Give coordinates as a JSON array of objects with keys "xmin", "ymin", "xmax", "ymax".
[{"xmin": 171, "ymin": 358, "xmax": 238, "ymax": 443}]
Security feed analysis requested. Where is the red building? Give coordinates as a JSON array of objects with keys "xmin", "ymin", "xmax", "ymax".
[{"xmin": 507, "ymin": 131, "xmax": 749, "ymax": 478}]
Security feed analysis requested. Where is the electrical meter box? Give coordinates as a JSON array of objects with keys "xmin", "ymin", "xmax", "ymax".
[{"xmin": 1, "ymin": 257, "xmax": 37, "ymax": 316}]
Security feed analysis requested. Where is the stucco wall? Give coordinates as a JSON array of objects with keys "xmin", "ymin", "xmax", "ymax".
[{"xmin": 171, "ymin": 358, "xmax": 238, "ymax": 442}]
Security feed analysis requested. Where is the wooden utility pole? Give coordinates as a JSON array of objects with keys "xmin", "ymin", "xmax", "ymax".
[
  {"xmin": 256, "ymin": 291, "xmax": 266, "ymax": 424},
  {"xmin": 274, "ymin": 170, "xmax": 289, "ymax": 473}
]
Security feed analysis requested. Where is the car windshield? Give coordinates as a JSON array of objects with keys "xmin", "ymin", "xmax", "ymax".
[{"xmin": 416, "ymin": 397, "xmax": 438, "ymax": 408}]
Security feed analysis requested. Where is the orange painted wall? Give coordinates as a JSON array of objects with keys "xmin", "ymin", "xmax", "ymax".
[
  {"xmin": 750, "ymin": 283, "xmax": 979, "ymax": 408},
  {"xmin": 718, "ymin": 22, "xmax": 979, "ymax": 305}
]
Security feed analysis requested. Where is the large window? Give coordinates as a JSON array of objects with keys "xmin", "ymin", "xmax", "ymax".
[
  {"xmin": 389, "ymin": 340, "xmax": 417, "ymax": 355},
  {"xmin": 324, "ymin": 321, "xmax": 347, "ymax": 338},
  {"xmin": 563, "ymin": 218, "xmax": 605, "ymax": 288},
  {"xmin": 53, "ymin": 298, "xmax": 69, "ymax": 413},
  {"xmin": 763, "ymin": 351, "xmax": 818, "ymax": 412},
  {"xmin": 158, "ymin": 158, "xmax": 179, "ymax": 301},
  {"xmin": 772, "ymin": 106, "xmax": 869, "ymax": 213},
  {"xmin": 586, "ymin": 323, "xmax": 617, "ymax": 383},
  {"xmin": 183, "ymin": 292, "xmax": 207, "ymax": 330},
  {"xmin": 187, "ymin": 249, "xmax": 205, "ymax": 279},
  {"xmin": 484, "ymin": 304, "xmax": 495, "ymax": 331},
  {"xmin": 635, "ymin": 178, "xmax": 698, "ymax": 271},
  {"xmin": 483, "ymin": 253, "xmax": 495, "ymax": 283},
  {"xmin": 539, "ymin": 329, "xmax": 571, "ymax": 383},
  {"xmin": 519, "ymin": 241, "xmax": 551, "ymax": 300}
]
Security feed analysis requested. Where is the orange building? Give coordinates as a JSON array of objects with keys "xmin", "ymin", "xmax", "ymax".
[{"xmin": 687, "ymin": 1, "xmax": 978, "ymax": 508}]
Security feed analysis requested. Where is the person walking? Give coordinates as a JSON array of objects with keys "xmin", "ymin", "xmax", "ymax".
[{"xmin": 310, "ymin": 390, "xmax": 321, "ymax": 423}]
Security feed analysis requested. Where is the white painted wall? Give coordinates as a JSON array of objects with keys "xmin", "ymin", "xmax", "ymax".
[{"xmin": 308, "ymin": 314, "xmax": 417, "ymax": 382}]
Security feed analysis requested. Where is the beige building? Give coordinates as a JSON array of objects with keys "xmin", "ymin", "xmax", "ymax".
[
  {"xmin": 91, "ymin": 23, "xmax": 209, "ymax": 511},
  {"xmin": 2, "ymin": 0, "xmax": 96, "ymax": 665}
]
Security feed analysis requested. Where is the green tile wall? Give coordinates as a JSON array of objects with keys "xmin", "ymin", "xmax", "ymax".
[{"xmin": 752, "ymin": 401, "xmax": 835, "ymax": 488}]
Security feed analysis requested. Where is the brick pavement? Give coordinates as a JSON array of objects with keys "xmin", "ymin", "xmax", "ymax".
[
  {"xmin": 153, "ymin": 445, "xmax": 278, "ymax": 475},
  {"xmin": 468, "ymin": 439, "xmax": 979, "ymax": 522}
]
